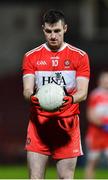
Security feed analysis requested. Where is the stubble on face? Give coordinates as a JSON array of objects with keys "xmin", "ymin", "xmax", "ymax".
[{"xmin": 43, "ymin": 20, "xmax": 67, "ymax": 51}]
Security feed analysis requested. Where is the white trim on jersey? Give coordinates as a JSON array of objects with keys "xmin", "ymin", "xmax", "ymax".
[
  {"xmin": 67, "ymin": 44, "xmax": 86, "ymax": 56},
  {"xmin": 25, "ymin": 43, "xmax": 86, "ymax": 57},
  {"xmin": 23, "ymin": 74, "xmax": 35, "ymax": 78},
  {"xmin": 25, "ymin": 44, "xmax": 44, "ymax": 57},
  {"xmin": 43, "ymin": 42, "xmax": 67, "ymax": 52},
  {"xmin": 77, "ymin": 76, "xmax": 89, "ymax": 80}
]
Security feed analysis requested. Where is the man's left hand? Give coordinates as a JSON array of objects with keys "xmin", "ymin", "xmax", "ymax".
[
  {"xmin": 59, "ymin": 95, "xmax": 73, "ymax": 111},
  {"xmin": 63, "ymin": 95, "xmax": 73, "ymax": 106}
]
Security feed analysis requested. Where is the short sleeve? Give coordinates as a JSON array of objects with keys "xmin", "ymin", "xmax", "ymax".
[
  {"xmin": 76, "ymin": 53, "xmax": 90, "ymax": 79},
  {"xmin": 22, "ymin": 54, "xmax": 35, "ymax": 76}
]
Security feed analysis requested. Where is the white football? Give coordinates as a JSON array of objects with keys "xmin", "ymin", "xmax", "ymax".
[{"xmin": 36, "ymin": 83, "xmax": 65, "ymax": 111}]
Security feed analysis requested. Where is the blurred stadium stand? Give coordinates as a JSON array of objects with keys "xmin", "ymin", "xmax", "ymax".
[{"xmin": 0, "ymin": 0, "xmax": 108, "ymax": 164}]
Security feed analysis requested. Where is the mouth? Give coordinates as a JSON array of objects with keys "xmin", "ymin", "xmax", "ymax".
[
  {"xmin": 49, "ymin": 40, "xmax": 58, "ymax": 45},
  {"xmin": 50, "ymin": 39, "xmax": 57, "ymax": 42}
]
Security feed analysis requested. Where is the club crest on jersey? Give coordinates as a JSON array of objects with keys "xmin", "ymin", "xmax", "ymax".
[
  {"xmin": 37, "ymin": 60, "xmax": 47, "ymax": 66},
  {"xmin": 64, "ymin": 60, "xmax": 71, "ymax": 67}
]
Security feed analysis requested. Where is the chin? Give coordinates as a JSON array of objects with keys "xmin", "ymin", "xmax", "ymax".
[
  {"xmin": 51, "ymin": 46, "xmax": 59, "ymax": 51},
  {"xmin": 49, "ymin": 44, "xmax": 60, "ymax": 51}
]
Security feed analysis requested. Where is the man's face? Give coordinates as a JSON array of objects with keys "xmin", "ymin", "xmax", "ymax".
[{"xmin": 42, "ymin": 20, "xmax": 67, "ymax": 51}]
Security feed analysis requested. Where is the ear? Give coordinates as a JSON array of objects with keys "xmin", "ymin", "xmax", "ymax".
[
  {"xmin": 42, "ymin": 25, "xmax": 45, "ymax": 32},
  {"xmin": 64, "ymin": 24, "xmax": 67, "ymax": 33}
]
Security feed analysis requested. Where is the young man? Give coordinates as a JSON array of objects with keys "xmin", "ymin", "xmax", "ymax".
[
  {"xmin": 22, "ymin": 10, "xmax": 90, "ymax": 179},
  {"xmin": 84, "ymin": 71, "xmax": 108, "ymax": 179}
]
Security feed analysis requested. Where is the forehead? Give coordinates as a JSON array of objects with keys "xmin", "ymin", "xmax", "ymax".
[{"xmin": 44, "ymin": 20, "xmax": 64, "ymax": 29}]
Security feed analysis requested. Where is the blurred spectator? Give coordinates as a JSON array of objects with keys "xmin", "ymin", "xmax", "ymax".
[{"xmin": 84, "ymin": 70, "xmax": 108, "ymax": 179}]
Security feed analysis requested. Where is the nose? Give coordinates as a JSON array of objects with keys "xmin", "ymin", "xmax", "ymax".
[{"xmin": 51, "ymin": 32, "xmax": 56, "ymax": 39}]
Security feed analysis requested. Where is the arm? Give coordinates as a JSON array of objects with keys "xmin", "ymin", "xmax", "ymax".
[
  {"xmin": 72, "ymin": 77, "xmax": 89, "ymax": 103},
  {"xmin": 23, "ymin": 75, "xmax": 35, "ymax": 101},
  {"xmin": 72, "ymin": 52, "xmax": 90, "ymax": 104},
  {"xmin": 63, "ymin": 77, "xmax": 89, "ymax": 107}
]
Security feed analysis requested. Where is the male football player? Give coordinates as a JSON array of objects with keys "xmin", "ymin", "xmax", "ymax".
[{"xmin": 22, "ymin": 9, "xmax": 90, "ymax": 179}]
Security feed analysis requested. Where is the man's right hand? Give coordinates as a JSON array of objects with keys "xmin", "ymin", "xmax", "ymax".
[{"xmin": 30, "ymin": 95, "xmax": 40, "ymax": 109}]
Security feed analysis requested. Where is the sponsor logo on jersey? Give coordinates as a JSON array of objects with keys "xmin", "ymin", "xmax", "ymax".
[
  {"xmin": 64, "ymin": 60, "xmax": 71, "ymax": 67},
  {"xmin": 42, "ymin": 72, "xmax": 66, "ymax": 86},
  {"xmin": 37, "ymin": 60, "xmax": 47, "ymax": 66}
]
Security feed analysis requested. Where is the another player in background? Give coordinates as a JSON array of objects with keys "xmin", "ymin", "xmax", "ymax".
[
  {"xmin": 22, "ymin": 9, "xmax": 90, "ymax": 179},
  {"xmin": 84, "ymin": 71, "xmax": 108, "ymax": 179}
]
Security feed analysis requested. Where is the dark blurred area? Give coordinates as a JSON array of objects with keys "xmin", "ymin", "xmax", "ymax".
[{"xmin": 0, "ymin": 0, "xmax": 108, "ymax": 165}]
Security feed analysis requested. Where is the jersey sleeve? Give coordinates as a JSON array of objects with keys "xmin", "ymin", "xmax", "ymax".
[
  {"xmin": 76, "ymin": 53, "xmax": 90, "ymax": 79},
  {"xmin": 22, "ymin": 54, "xmax": 35, "ymax": 76}
]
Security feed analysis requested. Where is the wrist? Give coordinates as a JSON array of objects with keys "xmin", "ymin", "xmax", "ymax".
[
  {"xmin": 23, "ymin": 90, "xmax": 33, "ymax": 101},
  {"xmin": 68, "ymin": 95, "xmax": 74, "ymax": 104},
  {"xmin": 71, "ymin": 95, "xmax": 74, "ymax": 104}
]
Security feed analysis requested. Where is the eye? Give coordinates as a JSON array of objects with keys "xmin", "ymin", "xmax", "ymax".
[
  {"xmin": 54, "ymin": 29, "xmax": 61, "ymax": 33},
  {"xmin": 45, "ymin": 29, "xmax": 52, "ymax": 33}
]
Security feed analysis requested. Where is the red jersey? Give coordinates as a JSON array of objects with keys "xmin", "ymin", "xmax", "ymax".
[
  {"xmin": 86, "ymin": 88, "xmax": 108, "ymax": 150},
  {"xmin": 87, "ymin": 88, "xmax": 108, "ymax": 120},
  {"xmin": 22, "ymin": 43, "xmax": 90, "ymax": 117}
]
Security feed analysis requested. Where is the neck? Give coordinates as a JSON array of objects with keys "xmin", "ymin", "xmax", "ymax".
[{"xmin": 47, "ymin": 42, "xmax": 65, "ymax": 52}]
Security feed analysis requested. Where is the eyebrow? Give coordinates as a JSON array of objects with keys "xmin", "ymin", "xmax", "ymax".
[{"xmin": 44, "ymin": 28, "xmax": 61, "ymax": 33}]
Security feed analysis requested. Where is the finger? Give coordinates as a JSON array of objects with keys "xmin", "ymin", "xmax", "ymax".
[
  {"xmin": 63, "ymin": 96, "xmax": 69, "ymax": 102},
  {"xmin": 36, "ymin": 105, "xmax": 42, "ymax": 110},
  {"xmin": 63, "ymin": 101, "xmax": 70, "ymax": 106},
  {"xmin": 31, "ymin": 96, "xmax": 39, "ymax": 105}
]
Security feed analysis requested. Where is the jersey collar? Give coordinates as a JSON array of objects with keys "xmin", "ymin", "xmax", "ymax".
[{"xmin": 44, "ymin": 42, "xmax": 67, "ymax": 52}]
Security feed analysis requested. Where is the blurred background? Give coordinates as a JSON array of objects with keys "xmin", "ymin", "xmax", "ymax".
[{"xmin": 0, "ymin": 0, "xmax": 108, "ymax": 178}]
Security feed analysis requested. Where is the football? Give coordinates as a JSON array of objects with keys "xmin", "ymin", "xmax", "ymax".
[{"xmin": 36, "ymin": 83, "xmax": 65, "ymax": 111}]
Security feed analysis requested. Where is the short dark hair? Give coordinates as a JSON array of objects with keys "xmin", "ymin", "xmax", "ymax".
[{"xmin": 42, "ymin": 10, "xmax": 66, "ymax": 25}]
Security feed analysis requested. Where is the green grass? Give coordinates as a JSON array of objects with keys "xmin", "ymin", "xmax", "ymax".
[{"xmin": 0, "ymin": 164, "xmax": 108, "ymax": 179}]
